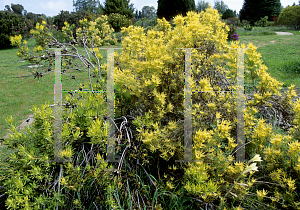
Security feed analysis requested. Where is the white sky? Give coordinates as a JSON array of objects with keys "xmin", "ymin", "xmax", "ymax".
[{"xmin": 0, "ymin": 0, "xmax": 298, "ymax": 17}]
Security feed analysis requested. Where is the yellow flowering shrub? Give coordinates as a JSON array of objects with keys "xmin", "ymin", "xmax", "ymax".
[
  {"xmin": 62, "ymin": 16, "xmax": 116, "ymax": 47},
  {"xmin": 113, "ymin": 5, "xmax": 300, "ymax": 209},
  {"xmin": 5, "ymin": 5, "xmax": 300, "ymax": 209}
]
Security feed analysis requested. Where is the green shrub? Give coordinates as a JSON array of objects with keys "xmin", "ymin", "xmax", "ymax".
[
  {"xmin": 254, "ymin": 16, "xmax": 268, "ymax": 27},
  {"xmin": 0, "ymin": 11, "xmax": 33, "ymax": 49},
  {"xmin": 243, "ymin": 20, "xmax": 253, "ymax": 31},
  {"xmin": 108, "ymin": 13, "xmax": 132, "ymax": 32},
  {"xmin": 225, "ymin": 17, "xmax": 239, "ymax": 25},
  {"xmin": 278, "ymin": 5, "xmax": 300, "ymax": 29},
  {"xmin": 222, "ymin": 9, "xmax": 236, "ymax": 20},
  {"xmin": 134, "ymin": 17, "xmax": 158, "ymax": 29}
]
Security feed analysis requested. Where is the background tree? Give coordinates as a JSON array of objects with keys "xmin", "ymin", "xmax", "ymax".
[
  {"xmin": 196, "ymin": 0, "xmax": 210, "ymax": 12},
  {"xmin": 213, "ymin": 0, "xmax": 228, "ymax": 15},
  {"xmin": 4, "ymin": 5, "xmax": 11, "ymax": 12},
  {"xmin": 222, "ymin": 8, "xmax": 236, "ymax": 19},
  {"xmin": 73, "ymin": 0, "xmax": 102, "ymax": 14},
  {"xmin": 100, "ymin": 0, "xmax": 134, "ymax": 19},
  {"xmin": 140, "ymin": 6, "xmax": 157, "ymax": 19},
  {"xmin": 278, "ymin": 5, "xmax": 300, "ymax": 29},
  {"xmin": 11, "ymin": 3, "xmax": 24, "ymax": 15},
  {"xmin": 240, "ymin": 0, "xmax": 282, "ymax": 24},
  {"xmin": 157, "ymin": 0, "xmax": 196, "ymax": 21}
]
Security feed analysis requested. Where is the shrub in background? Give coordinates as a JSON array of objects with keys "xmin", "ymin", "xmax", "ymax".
[
  {"xmin": 134, "ymin": 17, "xmax": 158, "ymax": 30},
  {"xmin": 242, "ymin": 19, "xmax": 253, "ymax": 31},
  {"xmin": 278, "ymin": 5, "xmax": 300, "ymax": 30},
  {"xmin": 0, "ymin": 10, "xmax": 33, "ymax": 49},
  {"xmin": 227, "ymin": 23, "xmax": 238, "ymax": 40},
  {"xmin": 222, "ymin": 8, "xmax": 236, "ymax": 20},
  {"xmin": 225, "ymin": 17, "xmax": 239, "ymax": 25},
  {"xmin": 108, "ymin": 13, "xmax": 132, "ymax": 32},
  {"xmin": 254, "ymin": 16, "xmax": 268, "ymax": 27}
]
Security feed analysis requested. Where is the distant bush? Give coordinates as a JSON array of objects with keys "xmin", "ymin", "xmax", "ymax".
[
  {"xmin": 134, "ymin": 17, "xmax": 157, "ymax": 28},
  {"xmin": 222, "ymin": 8, "xmax": 236, "ymax": 20},
  {"xmin": 108, "ymin": 13, "xmax": 132, "ymax": 32},
  {"xmin": 254, "ymin": 16, "xmax": 268, "ymax": 27},
  {"xmin": 226, "ymin": 17, "xmax": 238, "ymax": 25},
  {"xmin": 242, "ymin": 20, "xmax": 253, "ymax": 31},
  {"xmin": 0, "ymin": 11, "xmax": 33, "ymax": 49},
  {"xmin": 278, "ymin": 5, "xmax": 300, "ymax": 29},
  {"xmin": 227, "ymin": 23, "xmax": 239, "ymax": 40}
]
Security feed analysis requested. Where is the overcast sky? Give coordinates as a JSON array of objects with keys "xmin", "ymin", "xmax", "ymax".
[{"xmin": 0, "ymin": 0, "xmax": 298, "ymax": 17}]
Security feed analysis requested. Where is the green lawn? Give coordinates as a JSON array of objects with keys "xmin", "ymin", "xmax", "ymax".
[
  {"xmin": 237, "ymin": 30, "xmax": 300, "ymax": 88},
  {"xmin": 0, "ymin": 38, "xmax": 121, "ymax": 139}
]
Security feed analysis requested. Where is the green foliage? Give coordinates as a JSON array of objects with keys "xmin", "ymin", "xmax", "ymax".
[
  {"xmin": 140, "ymin": 6, "xmax": 157, "ymax": 19},
  {"xmin": 53, "ymin": 10, "xmax": 91, "ymax": 39},
  {"xmin": 108, "ymin": 13, "xmax": 132, "ymax": 32},
  {"xmin": 280, "ymin": 60, "xmax": 300, "ymax": 74},
  {"xmin": 254, "ymin": 16, "xmax": 269, "ymax": 27},
  {"xmin": 214, "ymin": 0, "xmax": 228, "ymax": 15},
  {"xmin": 222, "ymin": 8, "xmax": 236, "ymax": 19},
  {"xmin": 196, "ymin": 0, "xmax": 210, "ymax": 12},
  {"xmin": 134, "ymin": 17, "xmax": 158, "ymax": 30},
  {"xmin": 240, "ymin": 0, "xmax": 281, "ymax": 24},
  {"xmin": 73, "ymin": 0, "xmax": 102, "ymax": 14},
  {"xmin": 0, "ymin": 10, "xmax": 34, "ymax": 49},
  {"xmin": 278, "ymin": 5, "xmax": 300, "ymax": 30},
  {"xmin": 157, "ymin": 0, "xmax": 196, "ymax": 21},
  {"xmin": 100, "ymin": 0, "xmax": 134, "ymax": 19},
  {"xmin": 10, "ymin": 3, "xmax": 24, "ymax": 15},
  {"xmin": 0, "ymin": 95, "xmax": 118, "ymax": 209},
  {"xmin": 242, "ymin": 20, "xmax": 253, "ymax": 31}
]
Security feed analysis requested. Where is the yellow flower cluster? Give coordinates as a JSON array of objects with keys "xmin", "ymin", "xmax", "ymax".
[
  {"xmin": 33, "ymin": 45, "xmax": 43, "ymax": 52},
  {"xmin": 9, "ymin": 34, "xmax": 22, "ymax": 46},
  {"xmin": 64, "ymin": 16, "xmax": 116, "ymax": 47}
]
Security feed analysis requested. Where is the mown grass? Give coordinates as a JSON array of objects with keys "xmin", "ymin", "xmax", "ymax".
[
  {"xmin": 237, "ymin": 32, "xmax": 300, "ymax": 88},
  {"xmin": 0, "ymin": 37, "xmax": 121, "ymax": 140}
]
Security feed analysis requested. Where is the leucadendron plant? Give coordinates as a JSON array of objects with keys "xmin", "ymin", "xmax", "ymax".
[
  {"xmin": 3, "ymin": 5, "xmax": 300, "ymax": 209},
  {"xmin": 113, "ymin": 5, "xmax": 300, "ymax": 209}
]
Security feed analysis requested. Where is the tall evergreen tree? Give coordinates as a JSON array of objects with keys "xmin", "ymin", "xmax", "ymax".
[
  {"xmin": 157, "ymin": 0, "xmax": 196, "ymax": 21},
  {"xmin": 100, "ymin": 0, "xmax": 134, "ymax": 19},
  {"xmin": 240, "ymin": 0, "xmax": 282, "ymax": 24}
]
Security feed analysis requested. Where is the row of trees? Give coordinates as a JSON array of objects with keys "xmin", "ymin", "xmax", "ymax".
[
  {"xmin": 4, "ymin": 3, "xmax": 46, "ymax": 25},
  {"xmin": 73, "ymin": 0, "xmax": 134, "ymax": 19},
  {"xmin": 240, "ymin": 0, "xmax": 282, "ymax": 24}
]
